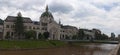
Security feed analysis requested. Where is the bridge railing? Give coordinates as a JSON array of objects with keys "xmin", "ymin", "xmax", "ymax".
[{"xmin": 61, "ymin": 40, "xmax": 119, "ymax": 44}]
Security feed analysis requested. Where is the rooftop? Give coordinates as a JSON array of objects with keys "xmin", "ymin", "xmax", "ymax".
[{"xmin": 5, "ymin": 16, "xmax": 32, "ymax": 23}]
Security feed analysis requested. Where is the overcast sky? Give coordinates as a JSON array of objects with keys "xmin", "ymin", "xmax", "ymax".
[{"xmin": 0, "ymin": 0, "xmax": 120, "ymax": 36}]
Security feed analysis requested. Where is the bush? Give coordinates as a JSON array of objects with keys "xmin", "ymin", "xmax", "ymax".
[
  {"xmin": 38, "ymin": 33, "xmax": 45, "ymax": 40},
  {"xmin": 25, "ymin": 30, "xmax": 36, "ymax": 39},
  {"xmin": 43, "ymin": 32, "xmax": 49, "ymax": 39}
]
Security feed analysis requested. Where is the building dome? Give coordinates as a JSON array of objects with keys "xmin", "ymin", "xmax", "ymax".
[
  {"xmin": 41, "ymin": 11, "xmax": 53, "ymax": 18},
  {"xmin": 17, "ymin": 12, "xmax": 22, "ymax": 17},
  {"xmin": 40, "ymin": 5, "xmax": 53, "ymax": 18}
]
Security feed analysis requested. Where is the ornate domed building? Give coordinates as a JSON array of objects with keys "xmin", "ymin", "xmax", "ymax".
[
  {"xmin": 40, "ymin": 5, "xmax": 61, "ymax": 40},
  {"xmin": 3, "ymin": 5, "xmax": 78, "ymax": 40}
]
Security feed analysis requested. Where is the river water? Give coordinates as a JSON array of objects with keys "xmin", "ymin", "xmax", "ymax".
[
  {"xmin": 0, "ymin": 43, "xmax": 117, "ymax": 55},
  {"xmin": 73, "ymin": 43, "xmax": 117, "ymax": 55}
]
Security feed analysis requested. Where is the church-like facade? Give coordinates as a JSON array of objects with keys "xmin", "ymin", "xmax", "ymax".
[{"xmin": 3, "ymin": 6, "xmax": 78, "ymax": 40}]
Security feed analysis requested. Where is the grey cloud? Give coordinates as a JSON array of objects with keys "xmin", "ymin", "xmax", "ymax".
[
  {"xmin": 0, "ymin": 0, "xmax": 46, "ymax": 11},
  {"xmin": 90, "ymin": 1, "xmax": 120, "ymax": 11},
  {"xmin": 72, "ymin": 9, "xmax": 94, "ymax": 19},
  {"xmin": 19, "ymin": 0, "xmax": 46, "ymax": 11},
  {"xmin": 49, "ymin": 2, "xmax": 73, "ymax": 14},
  {"xmin": 74, "ymin": 11, "xmax": 90, "ymax": 18}
]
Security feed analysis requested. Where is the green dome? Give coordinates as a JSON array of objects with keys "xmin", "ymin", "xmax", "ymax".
[
  {"xmin": 40, "ymin": 5, "xmax": 53, "ymax": 18},
  {"xmin": 41, "ymin": 11, "xmax": 53, "ymax": 18}
]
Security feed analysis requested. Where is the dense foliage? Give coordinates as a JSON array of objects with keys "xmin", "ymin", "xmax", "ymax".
[
  {"xmin": 43, "ymin": 32, "xmax": 49, "ymax": 39},
  {"xmin": 77, "ymin": 29, "xmax": 109, "ymax": 40},
  {"xmin": 14, "ymin": 15, "xmax": 24, "ymax": 38},
  {"xmin": 25, "ymin": 30, "xmax": 36, "ymax": 39}
]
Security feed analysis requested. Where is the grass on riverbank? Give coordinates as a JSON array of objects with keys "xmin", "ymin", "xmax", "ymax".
[
  {"xmin": 0, "ymin": 40, "xmax": 117, "ymax": 49},
  {"xmin": 0, "ymin": 40, "xmax": 66, "ymax": 49}
]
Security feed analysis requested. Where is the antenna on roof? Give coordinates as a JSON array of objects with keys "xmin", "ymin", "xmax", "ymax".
[
  {"xmin": 59, "ymin": 18, "xmax": 61, "ymax": 25},
  {"xmin": 46, "ymin": 5, "xmax": 49, "ymax": 12}
]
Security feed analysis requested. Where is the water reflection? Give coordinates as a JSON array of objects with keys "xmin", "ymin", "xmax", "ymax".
[{"xmin": 67, "ymin": 43, "xmax": 117, "ymax": 55}]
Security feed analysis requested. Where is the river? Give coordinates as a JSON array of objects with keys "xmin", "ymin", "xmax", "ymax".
[{"xmin": 0, "ymin": 43, "xmax": 117, "ymax": 55}]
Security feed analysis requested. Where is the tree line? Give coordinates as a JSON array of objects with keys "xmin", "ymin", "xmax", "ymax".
[{"xmin": 72, "ymin": 29, "xmax": 109, "ymax": 40}]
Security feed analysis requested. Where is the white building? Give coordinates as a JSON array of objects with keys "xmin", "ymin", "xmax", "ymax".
[
  {"xmin": 3, "ymin": 6, "xmax": 78, "ymax": 40},
  {"xmin": 0, "ymin": 19, "xmax": 3, "ymax": 39}
]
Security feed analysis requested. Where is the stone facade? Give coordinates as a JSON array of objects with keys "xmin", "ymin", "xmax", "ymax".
[
  {"xmin": 3, "ymin": 15, "xmax": 39, "ymax": 39},
  {"xmin": 2, "ymin": 6, "xmax": 78, "ymax": 40},
  {"xmin": 0, "ymin": 25, "xmax": 3, "ymax": 39}
]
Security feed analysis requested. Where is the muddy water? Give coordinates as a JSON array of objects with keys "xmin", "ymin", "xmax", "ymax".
[{"xmin": 0, "ymin": 43, "xmax": 117, "ymax": 55}]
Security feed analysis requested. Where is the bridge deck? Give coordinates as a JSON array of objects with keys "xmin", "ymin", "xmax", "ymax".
[{"xmin": 62, "ymin": 40, "xmax": 119, "ymax": 44}]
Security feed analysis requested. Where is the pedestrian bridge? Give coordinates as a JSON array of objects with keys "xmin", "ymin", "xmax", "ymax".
[{"xmin": 62, "ymin": 40, "xmax": 119, "ymax": 44}]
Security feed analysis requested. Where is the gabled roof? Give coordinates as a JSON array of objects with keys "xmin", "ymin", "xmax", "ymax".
[
  {"xmin": 33, "ymin": 21, "xmax": 40, "ymax": 25},
  {"xmin": 61, "ymin": 25, "xmax": 77, "ymax": 29},
  {"xmin": 5, "ymin": 16, "xmax": 32, "ymax": 23},
  {"xmin": 79, "ymin": 29, "xmax": 92, "ymax": 32}
]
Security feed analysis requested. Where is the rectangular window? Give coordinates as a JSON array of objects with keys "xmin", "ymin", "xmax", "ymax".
[
  {"xmin": 37, "ymin": 27, "xmax": 39, "ymax": 29},
  {"xmin": 11, "ymin": 32, "xmax": 14, "ymax": 36},
  {"xmin": 42, "ymin": 27, "xmax": 47, "ymax": 30},
  {"xmin": 13, "ymin": 25, "xmax": 15, "ymax": 28},
  {"xmin": 41, "ymin": 22, "xmax": 47, "ymax": 26},
  {"xmin": 6, "ymin": 25, "xmax": 9, "ymax": 28},
  {"xmin": 42, "ymin": 28, "xmax": 44, "ymax": 30},
  {"xmin": 11, "ymin": 25, "xmax": 14, "ymax": 28},
  {"xmin": 44, "ymin": 28, "xmax": 47, "ymax": 30},
  {"xmin": 6, "ymin": 32, "xmax": 10, "ymax": 36},
  {"xmin": 24, "ymin": 26, "xmax": 26, "ymax": 29},
  {"xmin": 29, "ymin": 26, "xmax": 31, "ymax": 29},
  {"xmin": 11, "ymin": 25, "xmax": 12, "ymax": 28},
  {"xmin": 33, "ymin": 27, "xmax": 35, "ymax": 29}
]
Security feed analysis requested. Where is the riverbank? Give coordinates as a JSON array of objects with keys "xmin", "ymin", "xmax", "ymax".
[
  {"xmin": 0, "ymin": 40, "xmax": 66, "ymax": 49},
  {"xmin": 0, "ymin": 40, "xmax": 118, "ymax": 49},
  {"xmin": 0, "ymin": 43, "xmax": 117, "ymax": 55}
]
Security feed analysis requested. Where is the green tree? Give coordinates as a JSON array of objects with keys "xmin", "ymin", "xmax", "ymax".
[
  {"xmin": 72, "ymin": 35, "xmax": 77, "ymax": 40},
  {"xmin": 95, "ymin": 33, "xmax": 108, "ymax": 40},
  {"xmin": 101, "ymin": 34, "xmax": 108, "ymax": 40},
  {"xmin": 5, "ymin": 32, "xmax": 10, "ymax": 39},
  {"xmin": 65, "ymin": 35, "xmax": 69, "ymax": 40},
  {"xmin": 43, "ymin": 32, "xmax": 49, "ymax": 39},
  {"xmin": 78, "ymin": 29, "xmax": 85, "ymax": 40},
  {"xmin": 25, "ymin": 30, "xmax": 36, "ymax": 39},
  {"xmin": 95, "ymin": 33, "xmax": 102, "ymax": 40},
  {"xmin": 38, "ymin": 33, "xmax": 42, "ymax": 39},
  {"xmin": 38, "ymin": 33, "xmax": 45, "ymax": 40},
  {"xmin": 14, "ymin": 12, "xmax": 24, "ymax": 39}
]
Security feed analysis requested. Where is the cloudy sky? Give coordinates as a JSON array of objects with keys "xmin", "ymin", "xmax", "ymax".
[{"xmin": 0, "ymin": 0, "xmax": 120, "ymax": 36}]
